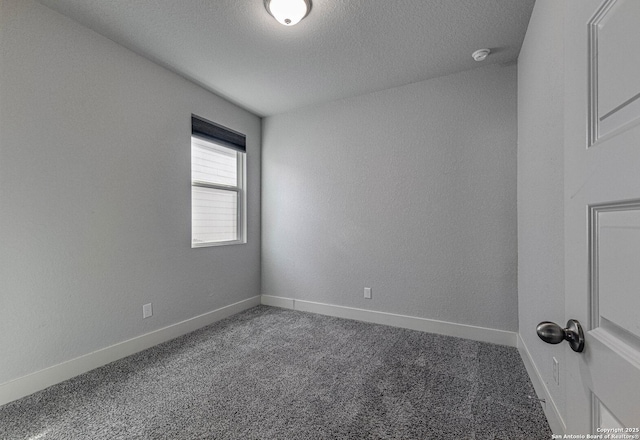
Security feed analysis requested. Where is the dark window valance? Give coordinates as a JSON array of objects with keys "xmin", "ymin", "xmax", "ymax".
[{"xmin": 191, "ymin": 115, "xmax": 246, "ymax": 153}]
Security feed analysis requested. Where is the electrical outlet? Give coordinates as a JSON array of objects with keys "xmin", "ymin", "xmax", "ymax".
[
  {"xmin": 552, "ymin": 357, "xmax": 559, "ymax": 386},
  {"xmin": 143, "ymin": 303, "xmax": 153, "ymax": 319},
  {"xmin": 364, "ymin": 287, "xmax": 372, "ymax": 299}
]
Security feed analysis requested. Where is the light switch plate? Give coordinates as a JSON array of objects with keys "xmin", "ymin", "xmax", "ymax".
[{"xmin": 143, "ymin": 303, "xmax": 153, "ymax": 319}]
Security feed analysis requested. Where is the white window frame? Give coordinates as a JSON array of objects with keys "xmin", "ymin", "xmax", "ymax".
[{"xmin": 191, "ymin": 135, "xmax": 246, "ymax": 248}]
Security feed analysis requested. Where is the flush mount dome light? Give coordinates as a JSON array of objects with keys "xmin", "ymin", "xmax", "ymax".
[{"xmin": 264, "ymin": 0, "xmax": 312, "ymax": 26}]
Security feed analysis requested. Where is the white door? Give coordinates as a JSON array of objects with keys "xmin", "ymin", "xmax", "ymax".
[{"xmin": 564, "ymin": 0, "xmax": 640, "ymax": 433}]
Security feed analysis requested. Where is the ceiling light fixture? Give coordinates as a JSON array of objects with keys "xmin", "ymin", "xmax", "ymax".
[
  {"xmin": 472, "ymin": 49, "xmax": 491, "ymax": 62},
  {"xmin": 264, "ymin": 0, "xmax": 312, "ymax": 26}
]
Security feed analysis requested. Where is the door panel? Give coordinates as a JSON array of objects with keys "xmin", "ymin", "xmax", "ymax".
[
  {"xmin": 589, "ymin": 0, "xmax": 640, "ymax": 142},
  {"xmin": 597, "ymin": 398, "xmax": 625, "ymax": 430},
  {"xmin": 592, "ymin": 203, "xmax": 640, "ymax": 339}
]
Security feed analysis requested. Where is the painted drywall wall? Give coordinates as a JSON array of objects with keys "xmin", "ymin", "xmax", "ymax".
[
  {"xmin": 0, "ymin": 0, "xmax": 261, "ymax": 385},
  {"xmin": 262, "ymin": 64, "xmax": 518, "ymax": 331},
  {"xmin": 517, "ymin": 0, "xmax": 566, "ymax": 426}
]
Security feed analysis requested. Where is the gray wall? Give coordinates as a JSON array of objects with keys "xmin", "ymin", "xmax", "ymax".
[
  {"xmin": 262, "ymin": 65, "xmax": 518, "ymax": 331},
  {"xmin": 517, "ymin": 0, "xmax": 566, "ymax": 422},
  {"xmin": 0, "ymin": 0, "xmax": 261, "ymax": 384}
]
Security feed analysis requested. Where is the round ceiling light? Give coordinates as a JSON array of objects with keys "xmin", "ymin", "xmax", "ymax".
[{"xmin": 264, "ymin": 0, "xmax": 312, "ymax": 26}]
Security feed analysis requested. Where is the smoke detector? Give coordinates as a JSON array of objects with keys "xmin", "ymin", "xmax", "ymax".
[{"xmin": 472, "ymin": 49, "xmax": 491, "ymax": 62}]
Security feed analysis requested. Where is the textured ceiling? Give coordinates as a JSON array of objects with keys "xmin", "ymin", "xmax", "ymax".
[{"xmin": 36, "ymin": 0, "xmax": 535, "ymax": 117}]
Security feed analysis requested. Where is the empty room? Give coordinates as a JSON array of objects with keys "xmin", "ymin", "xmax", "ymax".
[{"xmin": 1, "ymin": 0, "xmax": 639, "ymax": 438}]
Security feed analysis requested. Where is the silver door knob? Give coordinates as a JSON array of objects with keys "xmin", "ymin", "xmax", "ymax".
[{"xmin": 536, "ymin": 319, "xmax": 585, "ymax": 353}]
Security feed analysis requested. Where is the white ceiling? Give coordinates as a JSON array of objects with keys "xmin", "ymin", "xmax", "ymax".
[{"xmin": 36, "ymin": 0, "xmax": 535, "ymax": 117}]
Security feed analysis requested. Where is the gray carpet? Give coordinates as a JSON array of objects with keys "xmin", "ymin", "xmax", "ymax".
[{"xmin": 0, "ymin": 306, "xmax": 551, "ymax": 439}]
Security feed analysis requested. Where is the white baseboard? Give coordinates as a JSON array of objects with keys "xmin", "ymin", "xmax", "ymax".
[
  {"xmin": 517, "ymin": 334, "xmax": 566, "ymax": 435},
  {"xmin": 0, "ymin": 295, "xmax": 261, "ymax": 407},
  {"xmin": 260, "ymin": 295, "xmax": 517, "ymax": 347},
  {"xmin": 261, "ymin": 294, "xmax": 295, "ymax": 309}
]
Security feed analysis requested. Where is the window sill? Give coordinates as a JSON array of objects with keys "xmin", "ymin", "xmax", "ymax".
[{"xmin": 191, "ymin": 240, "xmax": 246, "ymax": 249}]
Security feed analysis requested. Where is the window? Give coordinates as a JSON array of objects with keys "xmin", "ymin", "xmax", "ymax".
[{"xmin": 191, "ymin": 115, "xmax": 246, "ymax": 247}]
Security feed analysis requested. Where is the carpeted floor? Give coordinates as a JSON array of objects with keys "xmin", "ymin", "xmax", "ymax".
[{"xmin": 0, "ymin": 305, "xmax": 551, "ymax": 439}]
